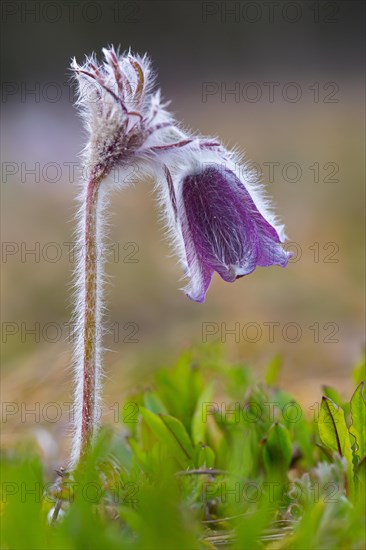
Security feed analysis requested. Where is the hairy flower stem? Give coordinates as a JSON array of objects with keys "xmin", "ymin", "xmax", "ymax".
[
  {"xmin": 70, "ymin": 170, "xmax": 105, "ymax": 468},
  {"xmin": 81, "ymin": 175, "xmax": 102, "ymax": 458}
]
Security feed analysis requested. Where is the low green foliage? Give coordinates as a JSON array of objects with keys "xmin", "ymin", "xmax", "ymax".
[{"xmin": 1, "ymin": 349, "xmax": 365, "ymax": 549}]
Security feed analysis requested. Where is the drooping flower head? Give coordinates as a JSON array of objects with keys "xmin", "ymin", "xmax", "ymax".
[{"xmin": 72, "ymin": 46, "xmax": 291, "ymax": 303}]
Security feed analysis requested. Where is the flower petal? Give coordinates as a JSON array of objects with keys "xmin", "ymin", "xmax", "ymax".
[{"xmin": 181, "ymin": 166, "xmax": 290, "ymax": 298}]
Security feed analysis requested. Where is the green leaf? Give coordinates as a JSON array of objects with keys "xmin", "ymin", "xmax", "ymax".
[
  {"xmin": 316, "ymin": 443, "xmax": 334, "ymax": 462},
  {"xmin": 128, "ymin": 437, "xmax": 149, "ymax": 471},
  {"xmin": 263, "ymin": 422, "xmax": 292, "ymax": 474},
  {"xmin": 319, "ymin": 397, "xmax": 351, "ymax": 456},
  {"xmin": 159, "ymin": 414, "xmax": 194, "ymax": 459},
  {"xmin": 355, "ymin": 456, "xmax": 366, "ymax": 494},
  {"xmin": 322, "ymin": 385, "xmax": 343, "ymax": 405},
  {"xmin": 265, "ymin": 355, "xmax": 282, "ymax": 385},
  {"xmin": 144, "ymin": 391, "xmax": 168, "ymax": 415},
  {"xmin": 139, "ymin": 407, "xmax": 191, "ymax": 466},
  {"xmin": 318, "ymin": 396, "xmax": 354, "ymax": 494},
  {"xmin": 191, "ymin": 382, "xmax": 214, "ymax": 445},
  {"xmin": 155, "ymin": 354, "xmax": 204, "ymax": 430},
  {"xmin": 1, "ymin": 455, "xmax": 46, "ymax": 550},
  {"xmin": 119, "ymin": 505, "xmax": 144, "ymax": 532},
  {"xmin": 353, "ymin": 356, "xmax": 366, "ymax": 385},
  {"xmin": 349, "ymin": 382, "xmax": 366, "ymax": 460},
  {"xmin": 194, "ymin": 444, "xmax": 215, "ymax": 469}
]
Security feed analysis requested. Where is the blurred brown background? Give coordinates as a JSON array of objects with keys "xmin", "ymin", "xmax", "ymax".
[{"xmin": 1, "ymin": 0, "xmax": 365, "ymax": 465}]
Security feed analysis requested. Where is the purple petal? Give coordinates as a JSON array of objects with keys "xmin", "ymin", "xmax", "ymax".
[
  {"xmin": 181, "ymin": 166, "xmax": 290, "ymax": 301},
  {"xmin": 180, "ymin": 212, "xmax": 214, "ymax": 303}
]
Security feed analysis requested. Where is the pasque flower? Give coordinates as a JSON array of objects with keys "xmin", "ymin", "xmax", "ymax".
[{"xmin": 69, "ymin": 46, "xmax": 290, "ymax": 468}]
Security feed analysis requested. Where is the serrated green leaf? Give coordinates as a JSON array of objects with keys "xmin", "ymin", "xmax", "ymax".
[{"xmin": 349, "ymin": 382, "xmax": 366, "ymax": 460}]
